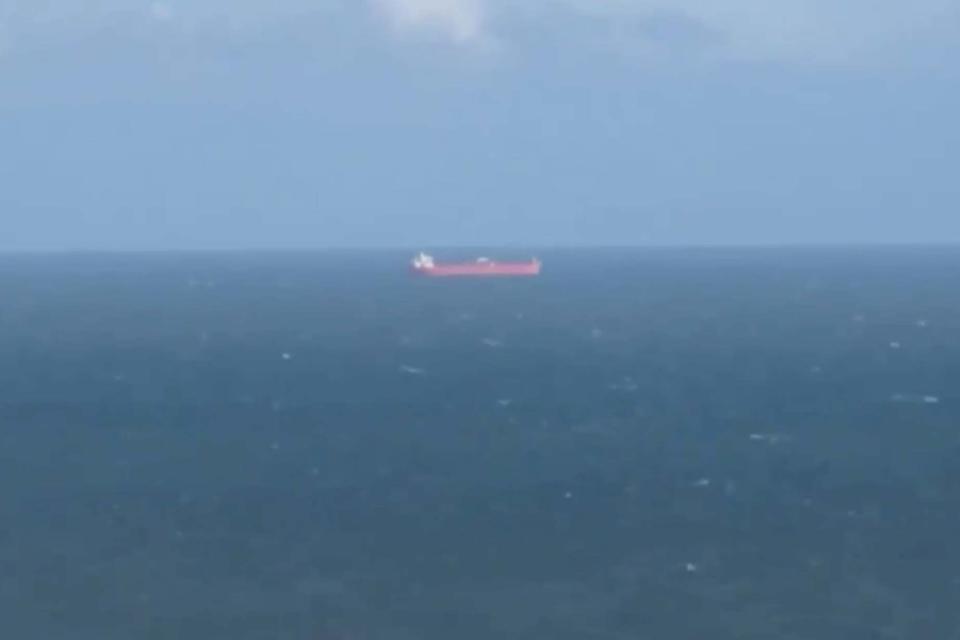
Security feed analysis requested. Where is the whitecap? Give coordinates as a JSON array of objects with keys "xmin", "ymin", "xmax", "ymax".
[
  {"xmin": 749, "ymin": 433, "xmax": 788, "ymax": 445},
  {"xmin": 400, "ymin": 365, "xmax": 426, "ymax": 375},
  {"xmin": 890, "ymin": 393, "xmax": 940, "ymax": 405}
]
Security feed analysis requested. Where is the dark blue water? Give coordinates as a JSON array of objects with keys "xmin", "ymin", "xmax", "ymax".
[{"xmin": 1, "ymin": 249, "xmax": 959, "ymax": 639}]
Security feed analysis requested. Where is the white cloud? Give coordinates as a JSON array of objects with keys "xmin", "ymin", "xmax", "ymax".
[
  {"xmin": 367, "ymin": 0, "xmax": 958, "ymax": 62},
  {"xmin": 0, "ymin": 0, "xmax": 955, "ymax": 63},
  {"xmin": 149, "ymin": 2, "xmax": 173, "ymax": 22},
  {"xmin": 373, "ymin": 0, "xmax": 486, "ymax": 45}
]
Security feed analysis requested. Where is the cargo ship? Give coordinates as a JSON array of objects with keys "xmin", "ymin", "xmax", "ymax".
[{"xmin": 410, "ymin": 252, "xmax": 541, "ymax": 277}]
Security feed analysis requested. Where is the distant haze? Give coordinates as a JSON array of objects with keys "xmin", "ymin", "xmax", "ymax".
[{"xmin": 1, "ymin": 1, "xmax": 958, "ymax": 250}]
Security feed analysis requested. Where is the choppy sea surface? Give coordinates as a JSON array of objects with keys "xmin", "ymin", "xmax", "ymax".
[{"xmin": 1, "ymin": 248, "xmax": 959, "ymax": 639}]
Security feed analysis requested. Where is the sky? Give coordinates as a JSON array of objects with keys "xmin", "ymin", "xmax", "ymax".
[{"xmin": 1, "ymin": 0, "xmax": 959, "ymax": 250}]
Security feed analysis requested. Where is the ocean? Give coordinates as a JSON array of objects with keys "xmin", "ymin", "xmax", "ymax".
[{"xmin": 0, "ymin": 248, "xmax": 958, "ymax": 639}]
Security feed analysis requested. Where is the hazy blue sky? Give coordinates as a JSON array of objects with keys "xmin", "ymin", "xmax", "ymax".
[{"xmin": 1, "ymin": 0, "xmax": 959, "ymax": 250}]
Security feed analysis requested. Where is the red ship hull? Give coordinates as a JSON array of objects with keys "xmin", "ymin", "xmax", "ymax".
[{"xmin": 410, "ymin": 256, "xmax": 541, "ymax": 278}]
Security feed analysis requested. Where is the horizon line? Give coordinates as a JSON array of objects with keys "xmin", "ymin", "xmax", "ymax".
[{"xmin": 3, "ymin": 241, "xmax": 960, "ymax": 256}]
